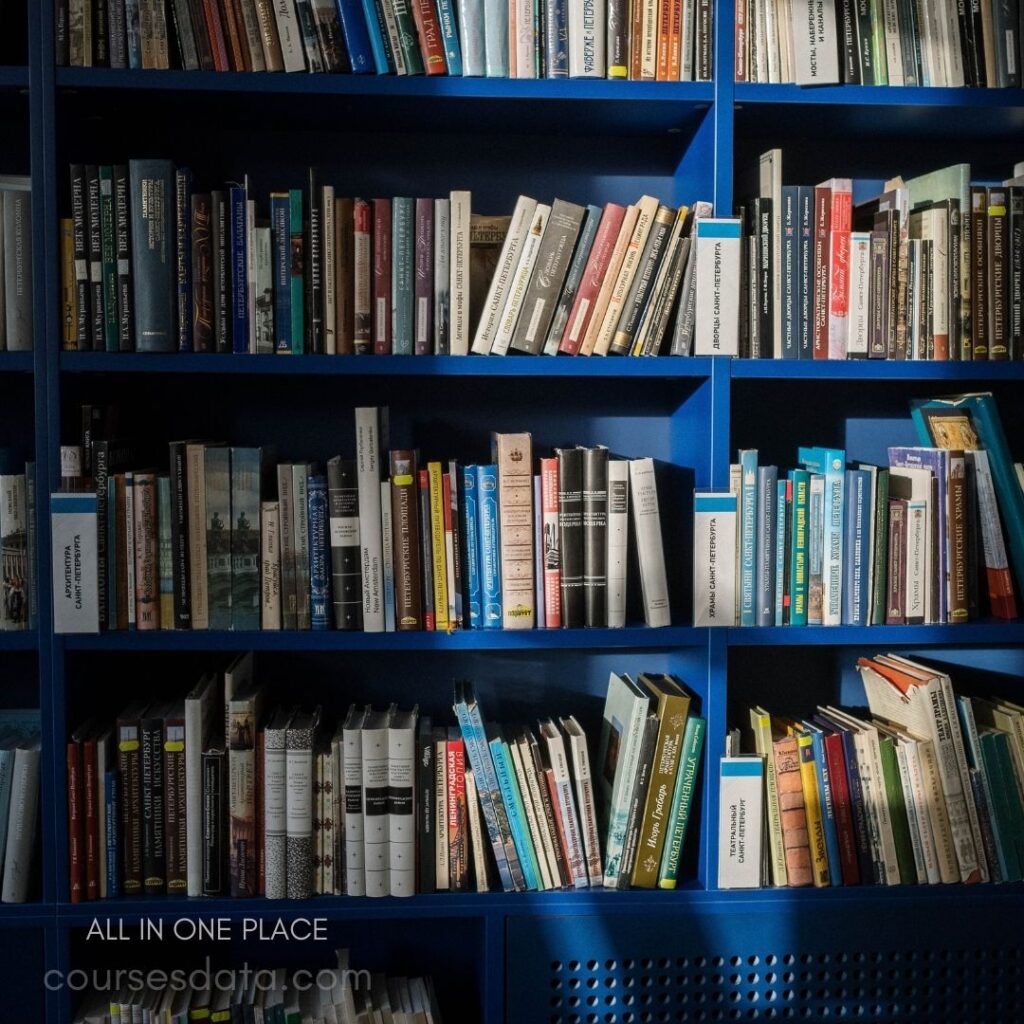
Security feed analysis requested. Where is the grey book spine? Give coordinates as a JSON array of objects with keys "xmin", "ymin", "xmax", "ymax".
[
  {"xmin": 129, "ymin": 159, "xmax": 176, "ymax": 352},
  {"xmin": 543, "ymin": 203, "xmax": 601, "ymax": 355},
  {"xmin": 230, "ymin": 447, "xmax": 262, "ymax": 631},
  {"xmin": 644, "ymin": 234, "xmax": 692, "ymax": 356},
  {"xmin": 3, "ymin": 191, "xmax": 31, "ymax": 351},
  {"xmin": 391, "ymin": 197, "xmax": 415, "ymax": 355},
  {"xmin": 669, "ymin": 201, "xmax": 712, "ymax": 355},
  {"xmin": 292, "ymin": 464, "xmax": 311, "ymax": 630},
  {"xmin": 509, "ymin": 199, "xmax": 586, "ymax": 355},
  {"xmin": 433, "ymin": 198, "xmax": 450, "ymax": 354},
  {"xmin": 204, "ymin": 446, "xmax": 232, "ymax": 631},
  {"xmin": 114, "ymin": 165, "xmax": 133, "ymax": 352},
  {"xmin": 170, "ymin": 0, "xmax": 200, "ymax": 67},
  {"xmin": 277, "ymin": 464, "xmax": 298, "ymax": 630},
  {"xmin": 581, "ymin": 446, "xmax": 608, "ymax": 628},
  {"xmin": 755, "ymin": 465, "xmax": 778, "ymax": 626}
]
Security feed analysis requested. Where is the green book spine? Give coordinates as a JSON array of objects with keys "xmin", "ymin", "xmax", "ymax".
[
  {"xmin": 788, "ymin": 469, "xmax": 810, "ymax": 626},
  {"xmin": 869, "ymin": 468, "xmax": 890, "ymax": 625},
  {"xmin": 289, "ymin": 189, "xmax": 304, "ymax": 355},
  {"xmin": 877, "ymin": 737, "xmax": 915, "ymax": 884},
  {"xmin": 980, "ymin": 732, "xmax": 1022, "ymax": 882},
  {"xmin": 99, "ymin": 165, "xmax": 119, "ymax": 352},
  {"xmin": 391, "ymin": 197, "xmax": 415, "ymax": 355},
  {"xmin": 868, "ymin": 0, "xmax": 888, "ymax": 85},
  {"xmin": 391, "ymin": 0, "xmax": 425, "ymax": 73},
  {"xmin": 657, "ymin": 715, "xmax": 706, "ymax": 889}
]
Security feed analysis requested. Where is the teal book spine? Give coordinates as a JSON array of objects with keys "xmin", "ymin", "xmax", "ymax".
[
  {"xmin": 773, "ymin": 478, "xmax": 788, "ymax": 626},
  {"xmin": 489, "ymin": 734, "xmax": 539, "ymax": 890},
  {"xmin": 204, "ymin": 447, "xmax": 232, "ymax": 631},
  {"xmin": 271, "ymin": 194, "xmax": 291, "ymax": 353},
  {"xmin": 289, "ymin": 189, "xmax": 304, "ymax": 355},
  {"xmin": 477, "ymin": 464, "xmax": 502, "ymax": 629},
  {"xmin": 808, "ymin": 726, "xmax": 842, "ymax": 885},
  {"xmin": 739, "ymin": 449, "xmax": 758, "ymax": 627},
  {"xmin": 129, "ymin": 159, "xmax": 176, "ymax": 352},
  {"xmin": 229, "ymin": 447, "xmax": 262, "ymax": 632},
  {"xmin": 979, "ymin": 732, "xmax": 1020, "ymax": 882},
  {"xmin": 799, "ymin": 446, "xmax": 846, "ymax": 625},
  {"xmin": 391, "ymin": 197, "xmax": 415, "ymax": 355},
  {"xmin": 788, "ymin": 469, "xmax": 810, "ymax": 625},
  {"xmin": 656, "ymin": 715, "xmax": 705, "ymax": 888},
  {"xmin": 755, "ymin": 464, "xmax": 776, "ymax": 626},
  {"xmin": 99, "ymin": 166, "xmax": 118, "ymax": 352}
]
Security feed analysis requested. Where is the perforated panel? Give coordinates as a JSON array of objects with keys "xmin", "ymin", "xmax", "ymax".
[{"xmin": 507, "ymin": 901, "xmax": 1024, "ymax": 1024}]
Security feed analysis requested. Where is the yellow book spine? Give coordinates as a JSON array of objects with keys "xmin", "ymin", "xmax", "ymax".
[
  {"xmin": 428, "ymin": 462, "xmax": 449, "ymax": 631},
  {"xmin": 60, "ymin": 217, "xmax": 78, "ymax": 350},
  {"xmin": 796, "ymin": 732, "xmax": 830, "ymax": 887},
  {"xmin": 752, "ymin": 711, "xmax": 789, "ymax": 887}
]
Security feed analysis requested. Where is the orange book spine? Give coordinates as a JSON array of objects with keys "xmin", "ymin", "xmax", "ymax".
[
  {"xmin": 667, "ymin": 0, "xmax": 683, "ymax": 79},
  {"xmin": 656, "ymin": 0, "xmax": 672, "ymax": 79}
]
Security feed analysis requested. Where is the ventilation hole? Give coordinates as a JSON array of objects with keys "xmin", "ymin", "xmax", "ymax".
[
  {"xmin": 570, "ymin": 961, "xmax": 581, "ymax": 972},
  {"xmin": 587, "ymin": 960, "xmax": 599, "ymax": 972},
  {"xmin": 605, "ymin": 960, "xmax": 617, "ymax": 972}
]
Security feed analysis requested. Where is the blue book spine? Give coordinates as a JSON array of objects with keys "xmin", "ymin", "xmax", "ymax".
[
  {"xmin": 360, "ymin": 0, "xmax": 393, "ymax": 71},
  {"xmin": 271, "ymin": 195, "xmax": 291, "ymax": 354},
  {"xmin": 489, "ymin": 736, "xmax": 539, "ymax": 890},
  {"xmin": 105, "ymin": 770, "xmax": 120, "ymax": 898},
  {"xmin": 477, "ymin": 464, "xmax": 502, "ymax": 628},
  {"xmin": 797, "ymin": 186, "xmax": 814, "ymax": 359},
  {"xmin": 781, "ymin": 186, "xmax": 799, "ymax": 359},
  {"xmin": 842, "ymin": 469, "xmax": 870, "ymax": 625},
  {"xmin": 175, "ymin": 168, "xmax": 193, "ymax": 352},
  {"xmin": 457, "ymin": 0, "xmax": 486, "ymax": 74},
  {"xmin": 125, "ymin": 0, "xmax": 141, "ymax": 68},
  {"xmin": 799, "ymin": 447, "xmax": 845, "ymax": 626},
  {"xmin": 334, "ymin": 0, "xmax": 377, "ymax": 71},
  {"xmin": 789, "ymin": 469, "xmax": 810, "ymax": 626},
  {"xmin": 543, "ymin": 0, "xmax": 568, "ymax": 76},
  {"xmin": 809, "ymin": 727, "xmax": 843, "ymax": 885},
  {"xmin": 391, "ymin": 197, "xmax": 415, "ymax": 355},
  {"xmin": 435, "ymin": 0, "xmax": 463, "ymax": 73},
  {"xmin": 774, "ymin": 478, "xmax": 787, "ymax": 626},
  {"xmin": 483, "ymin": 0, "xmax": 509, "ymax": 74},
  {"xmin": 462, "ymin": 466, "xmax": 482, "ymax": 628},
  {"xmin": 307, "ymin": 474, "xmax": 331, "ymax": 630},
  {"xmin": 755, "ymin": 465, "xmax": 777, "ymax": 626},
  {"xmin": 739, "ymin": 449, "xmax": 758, "ymax": 626},
  {"xmin": 229, "ymin": 186, "xmax": 249, "ymax": 354},
  {"xmin": 107, "ymin": 475, "xmax": 117, "ymax": 631},
  {"xmin": 452, "ymin": 699, "xmax": 517, "ymax": 891},
  {"xmin": 129, "ymin": 160, "xmax": 176, "ymax": 352}
]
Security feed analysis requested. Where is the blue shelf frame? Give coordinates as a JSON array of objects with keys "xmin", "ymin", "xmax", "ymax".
[{"xmin": 7, "ymin": 0, "xmax": 1024, "ymax": 1018}]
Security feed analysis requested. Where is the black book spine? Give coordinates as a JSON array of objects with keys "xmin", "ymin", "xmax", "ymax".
[
  {"xmin": 695, "ymin": 0, "xmax": 711, "ymax": 79},
  {"xmin": 896, "ymin": 0, "xmax": 919, "ymax": 84},
  {"xmin": 556, "ymin": 448, "xmax": 584, "ymax": 628},
  {"xmin": 141, "ymin": 713, "xmax": 167, "ymax": 895},
  {"xmin": 416, "ymin": 717, "xmax": 435, "ymax": 894},
  {"xmin": 169, "ymin": 441, "xmax": 192, "ymax": 629},
  {"xmin": 175, "ymin": 168, "xmax": 193, "ymax": 352},
  {"xmin": 757, "ymin": 197, "xmax": 773, "ymax": 360},
  {"xmin": 969, "ymin": 0, "xmax": 987, "ymax": 85},
  {"xmin": 839, "ymin": 0, "xmax": 860, "ymax": 81},
  {"xmin": 201, "ymin": 747, "xmax": 225, "ymax": 896},
  {"xmin": 86, "ymin": 165, "xmax": 105, "ymax": 351},
  {"xmin": 955, "ymin": 0, "xmax": 976, "ymax": 84},
  {"xmin": 70, "ymin": 165, "xmax": 91, "ymax": 349},
  {"xmin": 947, "ymin": 200, "xmax": 963, "ymax": 362},
  {"xmin": 581, "ymin": 446, "xmax": 608, "ymax": 629},
  {"xmin": 191, "ymin": 194, "xmax": 214, "ymax": 352},
  {"xmin": 211, "ymin": 190, "xmax": 230, "ymax": 353},
  {"xmin": 327, "ymin": 457, "xmax": 363, "ymax": 630},
  {"xmin": 93, "ymin": 0, "xmax": 109, "ymax": 65},
  {"xmin": 114, "ymin": 165, "xmax": 133, "ymax": 352},
  {"xmin": 56, "ymin": 0, "xmax": 70, "ymax": 65},
  {"xmin": 108, "ymin": 0, "xmax": 128, "ymax": 68},
  {"xmin": 308, "ymin": 168, "xmax": 323, "ymax": 354},
  {"xmin": 854, "ymin": 0, "xmax": 875, "ymax": 83},
  {"xmin": 744, "ymin": 205, "xmax": 757, "ymax": 359}
]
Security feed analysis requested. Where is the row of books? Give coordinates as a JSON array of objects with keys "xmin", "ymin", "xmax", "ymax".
[
  {"xmin": 737, "ymin": 0, "xmax": 1022, "ymax": 87},
  {"xmin": 748, "ymin": 151, "xmax": 1024, "ymax": 361},
  {"xmin": 52, "ymin": 404, "xmax": 673, "ymax": 633},
  {"xmin": 66, "ymin": 658, "xmax": 704, "ymax": 900},
  {"xmin": 0, "ymin": 710, "xmax": 41, "ymax": 904},
  {"xmin": 72, "ymin": 949, "xmax": 443, "ymax": 1024},
  {"xmin": 56, "ymin": 0, "xmax": 714, "ymax": 80},
  {"xmin": 60, "ymin": 161, "xmax": 727, "ymax": 360},
  {"xmin": 0, "ymin": 455, "xmax": 36, "ymax": 632},
  {"xmin": 720, "ymin": 655, "xmax": 1024, "ymax": 889},
  {"xmin": 0, "ymin": 176, "xmax": 33, "ymax": 353},
  {"xmin": 694, "ymin": 393, "xmax": 1024, "ymax": 627}
]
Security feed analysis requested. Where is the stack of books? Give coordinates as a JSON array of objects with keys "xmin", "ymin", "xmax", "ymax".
[
  {"xmin": 694, "ymin": 392, "xmax": 1024, "ymax": 627},
  {"xmin": 65, "ymin": 662, "xmax": 704, "ymax": 899},
  {"xmin": 720, "ymin": 656, "xmax": 1024, "ymax": 889},
  {"xmin": 51, "ymin": 404, "xmax": 673, "ymax": 633},
  {"xmin": 741, "ymin": 150, "xmax": 1024, "ymax": 361},
  {"xmin": 737, "ymin": 0, "xmax": 1020, "ymax": 87},
  {"xmin": 56, "ymin": 0, "xmax": 713, "ymax": 80},
  {"xmin": 61, "ymin": 161, "xmax": 721, "ymax": 359},
  {"xmin": 71, "ymin": 948, "xmax": 444, "ymax": 1023}
]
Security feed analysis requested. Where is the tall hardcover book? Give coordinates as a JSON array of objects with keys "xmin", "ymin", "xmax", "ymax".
[
  {"xmin": 491, "ymin": 432, "xmax": 534, "ymax": 628},
  {"xmin": 693, "ymin": 492, "xmax": 737, "ymax": 626},
  {"xmin": 362, "ymin": 706, "xmax": 393, "ymax": 897},
  {"xmin": 285, "ymin": 708, "xmax": 316, "ymax": 899},
  {"xmin": 556, "ymin": 447, "xmax": 584, "ymax": 628},
  {"xmin": 129, "ymin": 160, "xmax": 176, "ymax": 352},
  {"xmin": 327, "ymin": 457, "xmax": 362, "ymax": 630},
  {"xmin": 388, "ymin": 707, "xmax": 418, "ymax": 896},
  {"xmin": 581, "ymin": 446, "xmax": 608, "ymax": 628},
  {"xmin": 629, "ymin": 458, "xmax": 670, "ymax": 627},
  {"xmin": 355, "ymin": 407, "xmax": 388, "ymax": 632},
  {"xmin": 139, "ymin": 705, "xmax": 167, "ymax": 894},
  {"xmin": 693, "ymin": 219, "xmax": 742, "ymax": 355},
  {"xmin": 390, "ymin": 450, "xmax": 422, "ymax": 630},
  {"xmin": 227, "ymin": 683, "xmax": 264, "ymax": 898}
]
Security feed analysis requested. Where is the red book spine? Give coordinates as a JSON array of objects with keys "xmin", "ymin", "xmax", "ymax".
[
  {"xmin": 812, "ymin": 185, "xmax": 832, "ymax": 359},
  {"xmin": 985, "ymin": 566, "xmax": 1018, "ymax": 619},
  {"xmin": 83, "ymin": 737, "xmax": 99, "ymax": 900},
  {"xmin": 446, "ymin": 738, "xmax": 467, "ymax": 890},
  {"xmin": 655, "ymin": 0, "xmax": 672, "ymax": 80},
  {"xmin": 827, "ymin": 185, "xmax": 852, "ymax": 359},
  {"xmin": 219, "ymin": 0, "xmax": 250, "ymax": 70},
  {"xmin": 67, "ymin": 742, "xmax": 83, "ymax": 903},
  {"xmin": 544, "ymin": 767, "xmax": 573, "ymax": 872},
  {"xmin": 201, "ymin": 0, "xmax": 231, "ymax": 70},
  {"xmin": 540, "ymin": 458, "xmax": 561, "ymax": 627},
  {"xmin": 373, "ymin": 198, "xmax": 392, "ymax": 355},
  {"xmin": 560, "ymin": 204, "xmax": 626, "ymax": 355},
  {"xmin": 411, "ymin": 0, "xmax": 448, "ymax": 74},
  {"xmin": 667, "ymin": 0, "xmax": 683, "ymax": 80},
  {"xmin": 822, "ymin": 732, "xmax": 859, "ymax": 885}
]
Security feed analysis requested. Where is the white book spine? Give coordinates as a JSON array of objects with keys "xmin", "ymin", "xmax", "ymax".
[
  {"xmin": 680, "ymin": 0, "xmax": 696, "ymax": 79},
  {"xmin": 261, "ymin": 502, "xmax": 281, "ymax": 630},
  {"xmin": 512, "ymin": 0, "xmax": 534, "ymax": 76},
  {"xmin": 974, "ymin": 450, "xmax": 1013, "ymax": 584},
  {"xmin": 777, "ymin": 0, "xmax": 794, "ymax": 81},
  {"xmin": 567, "ymin": 727, "xmax": 603, "ymax": 886},
  {"xmin": 489, "ymin": 204, "xmax": 550, "ymax": 356},
  {"xmin": 763, "ymin": 0, "xmax": 780, "ymax": 82},
  {"xmin": 893, "ymin": 740, "xmax": 928, "ymax": 883},
  {"xmin": 464, "ymin": 769, "xmax": 489, "ymax": 892},
  {"xmin": 343, "ymin": 723, "xmax": 365, "ymax": 896},
  {"xmin": 508, "ymin": 739, "xmax": 552, "ymax": 889},
  {"xmin": 629, "ymin": 458, "xmax": 671, "ymax": 627},
  {"xmin": 545, "ymin": 730, "xmax": 587, "ymax": 889},
  {"xmin": 790, "ymin": 0, "xmax": 840, "ymax": 83},
  {"xmin": 717, "ymin": 758, "xmax": 763, "ymax": 889},
  {"xmin": 568, "ymin": 0, "xmax": 605, "ymax": 76},
  {"xmin": 264, "ymin": 723, "xmax": 288, "ymax": 900},
  {"xmin": 285, "ymin": 726, "xmax": 314, "ymax": 899},
  {"xmin": 916, "ymin": 735, "xmax": 958, "ymax": 882},
  {"xmin": 903, "ymin": 738, "xmax": 941, "ymax": 884},
  {"xmin": 639, "ymin": 0, "xmax": 658, "ymax": 77},
  {"xmin": 273, "ymin": 0, "xmax": 307, "ymax": 71},
  {"xmin": 323, "ymin": 186, "xmax": 336, "ymax": 355},
  {"xmin": 471, "ymin": 196, "xmax": 538, "ymax": 354},
  {"xmin": 940, "ymin": 0, "xmax": 964, "ymax": 85},
  {"xmin": 533, "ymin": 476, "xmax": 545, "ymax": 628},
  {"xmin": 387, "ymin": 720, "xmax": 416, "ymax": 897},
  {"xmin": 881, "ymin": 0, "xmax": 904, "ymax": 84},
  {"xmin": 693, "ymin": 492, "xmax": 738, "ymax": 626},
  {"xmin": 448, "ymin": 191, "xmax": 472, "ymax": 355},
  {"xmin": 693, "ymin": 219, "xmax": 742, "ymax": 356},
  {"xmin": 355, "ymin": 407, "xmax": 386, "ymax": 632},
  {"xmin": 517, "ymin": 738, "xmax": 560, "ymax": 886},
  {"xmin": 847, "ymin": 232, "xmax": 871, "ymax": 357},
  {"xmin": 754, "ymin": 0, "xmax": 769, "ymax": 81},
  {"xmin": 606, "ymin": 460, "xmax": 629, "ymax": 627},
  {"xmin": 434, "ymin": 737, "xmax": 449, "ymax": 890},
  {"xmin": 362, "ymin": 723, "xmax": 390, "ymax": 897},
  {"xmin": 433, "ymin": 198, "xmax": 450, "ymax": 354},
  {"xmin": 50, "ymin": 492, "xmax": 100, "ymax": 633},
  {"xmin": 380, "ymin": 479, "xmax": 396, "ymax": 633},
  {"xmin": 1, "ymin": 745, "xmax": 38, "ymax": 903},
  {"xmin": 184, "ymin": 682, "xmax": 212, "ymax": 897}
]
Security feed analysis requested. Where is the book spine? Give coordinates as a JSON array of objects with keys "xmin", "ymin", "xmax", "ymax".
[
  {"xmin": 190, "ymin": 193, "xmax": 213, "ymax": 353},
  {"xmin": 97, "ymin": 167, "xmax": 118, "ymax": 352},
  {"xmin": 789, "ymin": 470, "xmax": 809, "ymax": 625},
  {"xmin": 327, "ymin": 459, "xmax": 362, "ymax": 630},
  {"xmin": 629, "ymin": 458, "xmax": 670, "ymax": 628},
  {"xmin": 391, "ymin": 197, "xmax": 415, "ymax": 355},
  {"xmin": 229, "ymin": 448, "xmax": 261, "ymax": 632},
  {"xmin": 414, "ymin": 198, "xmax": 434, "ymax": 355},
  {"xmin": 446, "ymin": 736, "xmax": 467, "ymax": 889},
  {"xmin": 307, "ymin": 474, "xmax": 331, "ymax": 630},
  {"xmin": 228, "ymin": 695, "xmax": 260, "ymax": 898},
  {"xmin": 70, "ymin": 166, "xmax": 91, "ymax": 349},
  {"xmin": 174, "ymin": 168, "xmax": 193, "ymax": 352},
  {"xmin": 156, "ymin": 475, "xmax": 173, "ymax": 629},
  {"xmin": 204, "ymin": 448, "xmax": 232, "ymax": 631},
  {"xmin": 477, "ymin": 465, "xmax": 502, "ymax": 629},
  {"xmin": 448, "ymin": 190, "xmax": 471, "ymax": 354},
  {"xmin": 418, "ymin": 468, "xmax": 436, "ymax": 631},
  {"xmin": 428, "ymin": 462, "xmax": 450, "ymax": 631},
  {"xmin": 353, "ymin": 198, "xmax": 372, "ymax": 353},
  {"xmin": 885, "ymin": 499, "xmax": 907, "ymax": 624},
  {"xmin": 163, "ymin": 718, "xmax": 187, "ymax": 894},
  {"xmin": 541, "ymin": 458, "xmax": 563, "ymax": 628},
  {"xmin": 755, "ymin": 465, "xmax": 778, "ymax": 625},
  {"xmin": 362, "ymin": 721, "xmax": 390, "ymax": 897},
  {"xmin": 739, "ymin": 449, "xmax": 758, "ymax": 626},
  {"xmin": 86, "ymin": 166, "xmax": 104, "ymax": 350},
  {"xmin": 388, "ymin": 721, "xmax": 417, "ymax": 896},
  {"xmin": 390, "ymin": 451, "xmax": 422, "ymax": 630},
  {"xmin": 970, "ymin": 187, "xmax": 989, "ymax": 359},
  {"xmin": 417, "ymin": 721, "xmax": 436, "ymax": 892},
  {"xmin": 462, "ymin": 466, "xmax": 482, "ymax": 629},
  {"xmin": 260, "ymin": 502, "xmax": 281, "ymax": 630},
  {"xmin": 581, "ymin": 447, "xmax": 607, "ymax": 628},
  {"xmin": 288, "ymin": 190, "xmax": 304, "ymax": 354},
  {"xmin": 132, "ymin": 472, "xmax": 159, "ymax": 630},
  {"xmin": 334, "ymin": 197, "xmax": 355, "ymax": 354},
  {"xmin": 447, "ymin": 462, "xmax": 464, "ymax": 628},
  {"xmin": 293, "ymin": 466, "xmax": 311, "ymax": 630},
  {"xmin": 373, "ymin": 198, "xmax": 392, "ymax": 355},
  {"xmin": 989, "ymin": 188, "xmax": 1009, "ymax": 360},
  {"xmin": 355, "ymin": 407, "xmax": 386, "ymax": 631},
  {"xmin": 433, "ymin": 198, "xmax": 450, "ymax": 354},
  {"xmin": 276, "ymin": 464, "xmax": 297, "ymax": 629},
  {"xmin": 493, "ymin": 433, "xmax": 534, "ymax": 628},
  {"xmin": 285, "ymin": 718, "xmax": 314, "ymax": 899},
  {"xmin": 200, "ymin": 748, "xmax": 224, "ymax": 895},
  {"xmin": 129, "ymin": 160, "xmax": 175, "ymax": 352},
  {"xmin": 812, "ymin": 184, "xmax": 832, "ymax": 359},
  {"xmin": 658, "ymin": 715, "xmax": 705, "ymax": 888},
  {"xmin": 140, "ymin": 714, "xmax": 166, "ymax": 894}
]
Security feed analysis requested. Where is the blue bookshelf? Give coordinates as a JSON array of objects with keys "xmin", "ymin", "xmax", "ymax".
[{"xmin": 7, "ymin": 0, "xmax": 1024, "ymax": 1019}]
